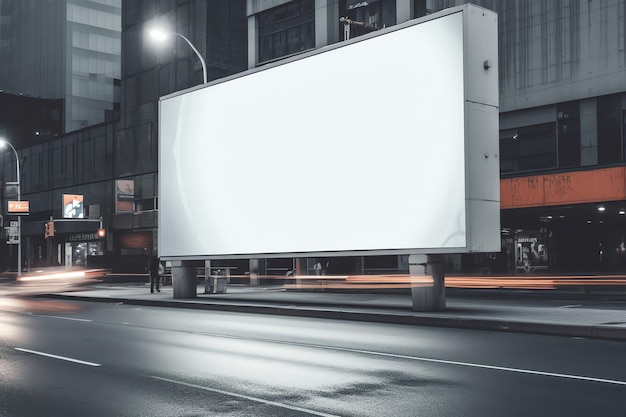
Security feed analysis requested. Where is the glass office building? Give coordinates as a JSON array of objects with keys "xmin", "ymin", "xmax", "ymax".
[{"xmin": 0, "ymin": 0, "xmax": 121, "ymax": 133}]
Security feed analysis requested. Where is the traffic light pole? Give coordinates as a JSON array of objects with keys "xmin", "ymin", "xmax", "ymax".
[{"xmin": 46, "ymin": 227, "xmax": 52, "ymax": 266}]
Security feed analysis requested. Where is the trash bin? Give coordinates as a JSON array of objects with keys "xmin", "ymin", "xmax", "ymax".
[
  {"xmin": 214, "ymin": 275, "xmax": 227, "ymax": 293},
  {"xmin": 205, "ymin": 274, "xmax": 227, "ymax": 294}
]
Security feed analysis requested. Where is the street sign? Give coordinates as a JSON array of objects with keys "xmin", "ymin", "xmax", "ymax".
[{"xmin": 6, "ymin": 226, "xmax": 19, "ymax": 244}]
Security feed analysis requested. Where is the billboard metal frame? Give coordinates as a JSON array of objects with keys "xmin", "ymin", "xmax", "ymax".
[{"xmin": 158, "ymin": 4, "xmax": 499, "ymax": 261}]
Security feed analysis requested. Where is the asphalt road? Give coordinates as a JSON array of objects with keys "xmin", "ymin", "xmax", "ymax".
[{"xmin": 0, "ymin": 296, "xmax": 625, "ymax": 417}]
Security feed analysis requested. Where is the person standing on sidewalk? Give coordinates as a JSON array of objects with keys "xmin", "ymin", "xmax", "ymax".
[
  {"xmin": 149, "ymin": 255, "xmax": 161, "ymax": 293},
  {"xmin": 314, "ymin": 261, "xmax": 322, "ymax": 275}
]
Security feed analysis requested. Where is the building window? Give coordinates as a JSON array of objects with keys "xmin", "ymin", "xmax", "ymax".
[
  {"xmin": 136, "ymin": 197, "xmax": 157, "ymax": 212},
  {"xmin": 597, "ymin": 93, "xmax": 622, "ymax": 164},
  {"xmin": 500, "ymin": 122, "xmax": 557, "ymax": 173},
  {"xmin": 258, "ymin": 0, "xmax": 315, "ymax": 64},
  {"xmin": 414, "ymin": 0, "xmax": 429, "ymax": 18},
  {"xmin": 557, "ymin": 101, "xmax": 580, "ymax": 168}
]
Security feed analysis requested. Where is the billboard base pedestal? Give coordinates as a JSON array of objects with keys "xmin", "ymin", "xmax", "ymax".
[{"xmin": 410, "ymin": 254, "xmax": 446, "ymax": 311}]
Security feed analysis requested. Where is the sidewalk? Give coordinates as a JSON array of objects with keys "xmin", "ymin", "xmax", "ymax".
[{"xmin": 45, "ymin": 282, "xmax": 626, "ymax": 341}]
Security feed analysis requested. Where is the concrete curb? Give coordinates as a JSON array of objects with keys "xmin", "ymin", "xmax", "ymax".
[{"xmin": 41, "ymin": 293, "xmax": 626, "ymax": 342}]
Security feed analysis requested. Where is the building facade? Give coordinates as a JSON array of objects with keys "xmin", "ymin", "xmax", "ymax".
[
  {"xmin": 243, "ymin": 0, "xmax": 626, "ymax": 275},
  {"xmin": 3, "ymin": 0, "xmax": 626, "ymax": 276},
  {"xmin": 490, "ymin": 0, "xmax": 626, "ymax": 274}
]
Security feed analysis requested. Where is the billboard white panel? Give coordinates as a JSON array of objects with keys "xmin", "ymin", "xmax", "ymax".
[{"xmin": 159, "ymin": 5, "xmax": 499, "ymax": 259}]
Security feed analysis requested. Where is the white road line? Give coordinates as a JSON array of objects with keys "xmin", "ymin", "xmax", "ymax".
[
  {"xmin": 176, "ymin": 332, "xmax": 626, "ymax": 387},
  {"xmin": 187, "ymin": 333, "xmax": 626, "ymax": 387},
  {"xmin": 151, "ymin": 376, "xmax": 342, "ymax": 417},
  {"xmin": 14, "ymin": 348, "xmax": 101, "ymax": 367},
  {"xmin": 35, "ymin": 315, "xmax": 92, "ymax": 322},
  {"xmin": 324, "ymin": 346, "xmax": 626, "ymax": 386}
]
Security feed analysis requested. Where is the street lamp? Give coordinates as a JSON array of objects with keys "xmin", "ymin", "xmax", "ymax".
[
  {"xmin": 149, "ymin": 28, "xmax": 207, "ymax": 84},
  {"xmin": 0, "ymin": 137, "xmax": 21, "ymax": 276}
]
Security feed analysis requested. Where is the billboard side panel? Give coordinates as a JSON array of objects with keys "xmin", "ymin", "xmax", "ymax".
[
  {"xmin": 464, "ymin": 5, "xmax": 500, "ymax": 252},
  {"xmin": 466, "ymin": 102, "xmax": 500, "ymax": 252}
]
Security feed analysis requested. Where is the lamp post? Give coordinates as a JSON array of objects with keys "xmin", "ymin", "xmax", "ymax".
[
  {"xmin": 0, "ymin": 138, "xmax": 21, "ymax": 276},
  {"xmin": 149, "ymin": 29, "xmax": 207, "ymax": 84}
]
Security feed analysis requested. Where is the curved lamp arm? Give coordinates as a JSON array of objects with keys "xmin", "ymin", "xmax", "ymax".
[
  {"xmin": 174, "ymin": 33, "xmax": 208, "ymax": 84},
  {"xmin": 0, "ymin": 139, "xmax": 19, "ymax": 200},
  {"xmin": 149, "ymin": 29, "xmax": 207, "ymax": 84}
]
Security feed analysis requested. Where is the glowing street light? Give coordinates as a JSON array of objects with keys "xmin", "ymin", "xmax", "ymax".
[
  {"xmin": 0, "ymin": 137, "xmax": 22, "ymax": 276},
  {"xmin": 148, "ymin": 28, "xmax": 207, "ymax": 84}
]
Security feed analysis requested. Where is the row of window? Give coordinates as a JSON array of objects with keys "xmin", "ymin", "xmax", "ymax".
[
  {"xmin": 501, "ymin": 94, "xmax": 626, "ymax": 174},
  {"xmin": 257, "ymin": 0, "xmax": 425, "ymax": 64},
  {"xmin": 67, "ymin": 4, "xmax": 121, "ymax": 31},
  {"xmin": 258, "ymin": 0, "xmax": 315, "ymax": 63}
]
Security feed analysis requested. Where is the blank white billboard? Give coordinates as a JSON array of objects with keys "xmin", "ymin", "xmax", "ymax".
[{"xmin": 159, "ymin": 5, "xmax": 500, "ymax": 259}]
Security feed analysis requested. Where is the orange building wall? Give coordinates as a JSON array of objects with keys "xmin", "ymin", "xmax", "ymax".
[{"xmin": 500, "ymin": 167, "xmax": 626, "ymax": 209}]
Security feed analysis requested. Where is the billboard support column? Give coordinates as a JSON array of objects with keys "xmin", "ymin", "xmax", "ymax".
[
  {"xmin": 172, "ymin": 260, "xmax": 197, "ymax": 298},
  {"xmin": 249, "ymin": 259, "xmax": 259, "ymax": 286},
  {"xmin": 203, "ymin": 259, "xmax": 211, "ymax": 294},
  {"xmin": 294, "ymin": 257, "xmax": 306, "ymax": 288},
  {"xmin": 410, "ymin": 254, "xmax": 446, "ymax": 311}
]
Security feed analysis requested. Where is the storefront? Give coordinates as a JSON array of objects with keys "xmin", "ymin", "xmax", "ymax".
[
  {"xmin": 65, "ymin": 232, "xmax": 105, "ymax": 267},
  {"xmin": 21, "ymin": 219, "xmax": 106, "ymax": 270},
  {"xmin": 501, "ymin": 200, "xmax": 626, "ymax": 274}
]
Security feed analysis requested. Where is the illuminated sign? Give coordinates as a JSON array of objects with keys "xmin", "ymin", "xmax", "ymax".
[
  {"xmin": 68, "ymin": 233, "xmax": 99, "ymax": 242},
  {"xmin": 63, "ymin": 194, "xmax": 84, "ymax": 218},
  {"xmin": 7, "ymin": 200, "xmax": 29, "ymax": 214}
]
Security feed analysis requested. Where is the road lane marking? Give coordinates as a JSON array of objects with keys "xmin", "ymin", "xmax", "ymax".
[
  {"xmin": 181, "ymin": 332, "xmax": 626, "ymax": 387},
  {"xmin": 151, "ymin": 375, "xmax": 342, "ymax": 417},
  {"xmin": 15, "ymin": 348, "xmax": 101, "ymax": 367},
  {"xmin": 322, "ymin": 346, "xmax": 626, "ymax": 386},
  {"xmin": 35, "ymin": 315, "xmax": 92, "ymax": 322}
]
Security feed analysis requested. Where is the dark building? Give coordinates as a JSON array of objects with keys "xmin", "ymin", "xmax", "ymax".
[{"xmin": 0, "ymin": 93, "xmax": 64, "ymax": 148}]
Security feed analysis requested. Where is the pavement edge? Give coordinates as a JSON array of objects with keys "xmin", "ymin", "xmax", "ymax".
[{"xmin": 39, "ymin": 293, "xmax": 626, "ymax": 342}]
